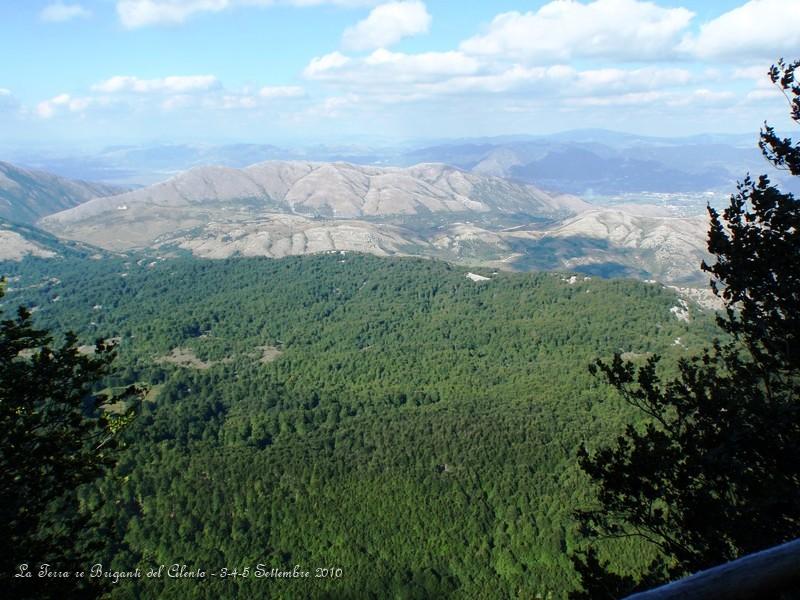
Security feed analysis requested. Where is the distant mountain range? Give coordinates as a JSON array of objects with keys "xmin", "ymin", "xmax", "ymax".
[
  {"xmin": 7, "ymin": 129, "xmax": 780, "ymax": 196},
  {"xmin": 6, "ymin": 143, "xmax": 401, "ymax": 186},
  {"xmin": 38, "ymin": 161, "xmax": 587, "ymax": 257},
  {"xmin": 403, "ymin": 138, "xmax": 762, "ymax": 196},
  {"xmin": 4, "ymin": 159, "xmax": 710, "ymax": 283},
  {"xmin": 44, "ymin": 161, "xmax": 587, "ymax": 221}
]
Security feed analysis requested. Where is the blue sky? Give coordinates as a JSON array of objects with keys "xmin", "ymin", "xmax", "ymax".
[{"xmin": 1, "ymin": 0, "xmax": 799, "ymax": 148}]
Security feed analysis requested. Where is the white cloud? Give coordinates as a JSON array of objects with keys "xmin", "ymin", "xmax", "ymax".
[
  {"xmin": 460, "ymin": 0, "xmax": 694, "ymax": 63},
  {"xmin": 155, "ymin": 87, "xmax": 303, "ymax": 112},
  {"xmin": 33, "ymin": 76, "xmax": 303, "ymax": 121},
  {"xmin": 745, "ymin": 88, "xmax": 782, "ymax": 103},
  {"xmin": 733, "ymin": 65, "xmax": 773, "ymax": 81},
  {"xmin": 117, "ymin": 0, "xmax": 378, "ymax": 28},
  {"xmin": 161, "ymin": 94, "xmax": 197, "ymax": 110},
  {"xmin": 40, "ymin": 2, "xmax": 91, "ymax": 22},
  {"xmin": 667, "ymin": 88, "xmax": 736, "ymax": 107},
  {"xmin": 422, "ymin": 65, "xmax": 573, "ymax": 97},
  {"xmin": 567, "ymin": 91, "xmax": 668, "ymax": 108},
  {"xmin": 362, "ymin": 49, "xmax": 479, "ymax": 80},
  {"xmin": 92, "ymin": 75, "xmax": 220, "ymax": 94},
  {"xmin": 36, "ymin": 93, "xmax": 69, "ymax": 119},
  {"xmin": 304, "ymin": 52, "xmax": 352, "ymax": 77},
  {"xmin": 342, "ymin": 1, "xmax": 431, "ymax": 51},
  {"xmin": 219, "ymin": 95, "xmax": 259, "ymax": 109},
  {"xmin": 305, "ymin": 93, "xmax": 361, "ymax": 118},
  {"xmin": 259, "ymin": 85, "xmax": 306, "ymax": 98},
  {"xmin": 304, "ymin": 46, "xmax": 694, "ymax": 103},
  {"xmin": 567, "ymin": 88, "xmax": 735, "ymax": 108},
  {"xmin": 680, "ymin": 0, "xmax": 800, "ymax": 60},
  {"xmin": 306, "ymin": 49, "xmax": 479, "ymax": 84},
  {"xmin": 118, "ymin": 0, "xmax": 227, "ymax": 27},
  {"xmin": 36, "ymin": 93, "xmax": 93, "ymax": 119},
  {"xmin": 319, "ymin": 95, "xmax": 356, "ymax": 114},
  {"xmin": 424, "ymin": 65, "xmax": 693, "ymax": 99},
  {"xmin": 303, "ymin": 49, "xmax": 485, "ymax": 102},
  {"xmin": 574, "ymin": 67, "xmax": 692, "ymax": 95}
]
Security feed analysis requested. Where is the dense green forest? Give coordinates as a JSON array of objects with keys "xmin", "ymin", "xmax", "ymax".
[{"xmin": 2, "ymin": 253, "xmax": 719, "ymax": 598}]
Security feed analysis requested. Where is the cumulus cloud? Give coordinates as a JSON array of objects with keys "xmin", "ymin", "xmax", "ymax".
[
  {"xmin": 35, "ymin": 73, "xmax": 305, "ymax": 120},
  {"xmin": 363, "ymin": 49, "xmax": 479, "ymax": 80},
  {"xmin": 159, "ymin": 89, "xmax": 306, "ymax": 111},
  {"xmin": 658, "ymin": 88, "xmax": 737, "ymax": 108},
  {"xmin": 342, "ymin": 1, "xmax": 431, "ymax": 51},
  {"xmin": 118, "ymin": 0, "xmax": 228, "ymax": 27},
  {"xmin": 460, "ymin": 0, "xmax": 694, "ymax": 63},
  {"xmin": 259, "ymin": 85, "xmax": 306, "ymax": 98},
  {"xmin": 117, "ymin": 0, "xmax": 378, "ymax": 28},
  {"xmin": 306, "ymin": 49, "xmax": 478, "ymax": 84},
  {"xmin": 316, "ymin": 94, "xmax": 359, "ymax": 116},
  {"xmin": 92, "ymin": 75, "xmax": 220, "ymax": 94},
  {"xmin": 579, "ymin": 67, "xmax": 691, "ymax": 91},
  {"xmin": 298, "ymin": 93, "xmax": 362, "ymax": 119},
  {"xmin": 567, "ymin": 88, "xmax": 735, "ymax": 108},
  {"xmin": 219, "ymin": 95, "xmax": 259, "ymax": 109},
  {"xmin": 745, "ymin": 88, "xmax": 782, "ymax": 103},
  {"xmin": 303, "ymin": 48, "xmax": 488, "ymax": 101},
  {"xmin": 303, "ymin": 45, "xmax": 696, "ymax": 103},
  {"xmin": 733, "ymin": 65, "xmax": 774, "ymax": 81},
  {"xmin": 36, "ymin": 93, "xmax": 93, "ymax": 119},
  {"xmin": 304, "ymin": 52, "xmax": 352, "ymax": 78},
  {"xmin": 40, "ymin": 2, "xmax": 91, "ymax": 22},
  {"xmin": 680, "ymin": 0, "xmax": 800, "ymax": 60}
]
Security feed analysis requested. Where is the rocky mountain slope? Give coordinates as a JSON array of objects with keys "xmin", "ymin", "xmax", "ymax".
[
  {"xmin": 0, "ymin": 229, "xmax": 56, "ymax": 261},
  {"xmin": 36, "ymin": 160, "xmax": 711, "ymax": 283},
  {"xmin": 526, "ymin": 208, "xmax": 709, "ymax": 282},
  {"xmin": 40, "ymin": 160, "xmax": 587, "ymax": 253},
  {"xmin": 43, "ymin": 161, "xmax": 587, "ymax": 223},
  {"xmin": 0, "ymin": 161, "xmax": 124, "ymax": 224},
  {"xmin": 0, "ymin": 218, "xmax": 103, "ymax": 262}
]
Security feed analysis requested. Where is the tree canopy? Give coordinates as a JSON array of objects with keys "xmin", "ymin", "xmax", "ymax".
[
  {"xmin": 571, "ymin": 60, "xmax": 800, "ymax": 599},
  {"xmin": 0, "ymin": 280, "xmax": 138, "ymax": 599}
]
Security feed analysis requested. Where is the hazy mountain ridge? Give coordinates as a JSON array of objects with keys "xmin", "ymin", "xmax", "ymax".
[
  {"xmin": 0, "ymin": 161, "xmax": 125, "ymax": 224},
  {"xmin": 44, "ymin": 161, "xmax": 587, "ymax": 223},
  {"xmin": 405, "ymin": 140, "xmax": 759, "ymax": 195},
  {"xmin": 6, "ymin": 129, "xmax": 768, "ymax": 193},
  {"xmin": 34, "ymin": 159, "xmax": 711, "ymax": 283}
]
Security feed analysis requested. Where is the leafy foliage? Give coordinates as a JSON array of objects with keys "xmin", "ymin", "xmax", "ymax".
[
  {"xmin": 571, "ymin": 61, "xmax": 800, "ymax": 598},
  {"xmin": 0, "ymin": 281, "xmax": 138, "ymax": 599}
]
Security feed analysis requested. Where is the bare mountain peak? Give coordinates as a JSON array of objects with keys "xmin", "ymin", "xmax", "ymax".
[
  {"xmin": 23, "ymin": 158, "xmax": 709, "ymax": 283},
  {"xmin": 43, "ymin": 160, "xmax": 583, "ymax": 228}
]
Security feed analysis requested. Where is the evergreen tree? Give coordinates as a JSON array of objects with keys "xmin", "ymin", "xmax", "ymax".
[
  {"xmin": 0, "ymin": 280, "xmax": 139, "ymax": 599},
  {"xmin": 571, "ymin": 60, "xmax": 800, "ymax": 598}
]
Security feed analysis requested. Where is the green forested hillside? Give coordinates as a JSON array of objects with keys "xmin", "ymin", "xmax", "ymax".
[{"xmin": 2, "ymin": 254, "xmax": 718, "ymax": 599}]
